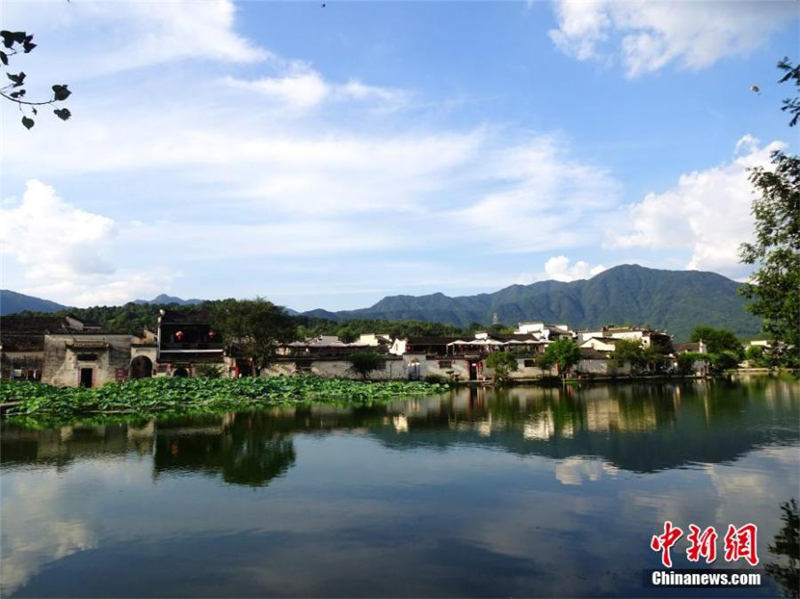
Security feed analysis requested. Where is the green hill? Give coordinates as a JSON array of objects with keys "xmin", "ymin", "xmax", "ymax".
[{"xmin": 303, "ymin": 265, "xmax": 761, "ymax": 341}]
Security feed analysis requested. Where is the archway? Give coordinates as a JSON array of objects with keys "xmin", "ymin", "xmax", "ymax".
[
  {"xmin": 129, "ymin": 356, "xmax": 153, "ymax": 379},
  {"xmin": 173, "ymin": 367, "xmax": 189, "ymax": 378}
]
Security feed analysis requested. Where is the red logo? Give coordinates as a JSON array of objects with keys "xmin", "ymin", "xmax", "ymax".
[{"xmin": 650, "ymin": 522, "xmax": 758, "ymax": 567}]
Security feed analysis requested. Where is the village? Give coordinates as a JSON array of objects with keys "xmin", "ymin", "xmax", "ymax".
[{"xmin": 0, "ymin": 308, "xmax": 746, "ymax": 387}]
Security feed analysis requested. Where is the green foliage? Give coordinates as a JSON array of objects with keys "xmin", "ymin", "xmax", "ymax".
[
  {"xmin": 0, "ymin": 376, "xmax": 449, "ymax": 426},
  {"xmin": 709, "ymin": 351, "xmax": 741, "ymax": 372},
  {"xmin": 690, "ymin": 326, "xmax": 744, "ymax": 359},
  {"xmin": 611, "ymin": 339, "xmax": 647, "ymax": 369},
  {"xmin": 348, "ymin": 350, "xmax": 384, "ymax": 380},
  {"xmin": 210, "ymin": 298, "xmax": 296, "ymax": 373},
  {"xmin": 677, "ymin": 352, "xmax": 705, "ymax": 375},
  {"xmin": 485, "ymin": 351, "xmax": 518, "ymax": 385},
  {"xmin": 0, "ymin": 30, "xmax": 71, "ymax": 128},
  {"xmin": 423, "ymin": 374, "xmax": 449, "ymax": 385},
  {"xmin": 541, "ymin": 339, "xmax": 581, "ymax": 377},
  {"xmin": 195, "ymin": 363, "xmax": 223, "ymax": 378},
  {"xmin": 739, "ymin": 60, "xmax": 800, "ymax": 366},
  {"xmin": 744, "ymin": 345, "xmax": 770, "ymax": 367}
]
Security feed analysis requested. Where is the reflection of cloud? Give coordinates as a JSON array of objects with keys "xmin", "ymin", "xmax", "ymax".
[
  {"xmin": 555, "ymin": 456, "xmax": 619, "ymax": 486},
  {"xmin": 1, "ymin": 473, "xmax": 98, "ymax": 595}
]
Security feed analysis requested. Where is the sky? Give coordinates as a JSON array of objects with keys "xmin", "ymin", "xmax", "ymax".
[{"xmin": 0, "ymin": 0, "xmax": 798, "ymax": 311}]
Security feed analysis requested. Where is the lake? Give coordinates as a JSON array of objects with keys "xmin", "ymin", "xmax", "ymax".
[{"xmin": 2, "ymin": 378, "xmax": 798, "ymax": 597}]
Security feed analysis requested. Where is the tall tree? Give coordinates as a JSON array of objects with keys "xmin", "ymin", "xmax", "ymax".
[
  {"xmin": 739, "ymin": 58, "xmax": 800, "ymax": 365},
  {"xmin": 211, "ymin": 299, "xmax": 296, "ymax": 375},
  {"xmin": 541, "ymin": 338, "xmax": 581, "ymax": 380},
  {"xmin": 689, "ymin": 326, "xmax": 743, "ymax": 359},
  {"xmin": 485, "ymin": 350, "xmax": 518, "ymax": 385}
]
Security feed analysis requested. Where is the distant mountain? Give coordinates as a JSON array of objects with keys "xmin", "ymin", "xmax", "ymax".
[
  {"xmin": 133, "ymin": 294, "xmax": 205, "ymax": 306},
  {"xmin": 0, "ymin": 290, "xmax": 69, "ymax": 316},
  {"xmin": 301, "ymin": 265, "xmax": 761, "ymax": 341}
]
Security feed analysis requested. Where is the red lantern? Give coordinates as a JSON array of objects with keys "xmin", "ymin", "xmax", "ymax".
[
  {"xmin": 208, "ymin": 331, "xmax": 215, "ymax": 339},
  {"xmin": 175, "ymin": 330, "xmax": 184, "ymax": 341}
]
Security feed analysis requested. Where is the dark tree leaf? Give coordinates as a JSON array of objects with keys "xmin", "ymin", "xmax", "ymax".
[
  {"xmin": 31, "ymin": 107, "xmax": 37, "ymax": 115},
  {"xmin": 7, "ymin": 71, "xmax": 26, "ymax": 87},
  {"xmin": 21, "ymin": 116, "xmax": 34, "ymax": 130},
  {"xmin": 22, "ymin": 41, "xmax": 36, "ymax": 54},
  {"xmin": 11, "ymin": 31, "xmax": 26, "ymax": 44},
  {"xmin": 0, "ymin": 51, "xmax": 7, "ymax": 66},
  {"xmin": 54, "ymin": 107, "xmax": 71, "ymax": 121},
  {"xmin": 52, "ymin": 84, "xmax": 71, "ymax": 101},
  {"xmin": 9, "ymin": 89, "xmax": 25, "ymax": 98},
  {"xmin": 0, "ymin": 31, "xmax": 14, "ymax": 49}
]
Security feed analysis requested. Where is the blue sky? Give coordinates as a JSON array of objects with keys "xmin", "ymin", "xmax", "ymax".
[{"xmin": 1, "ymin": 0, "xmax": 798, "ymax": 310}]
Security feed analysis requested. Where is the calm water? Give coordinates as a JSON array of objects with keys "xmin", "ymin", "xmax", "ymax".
[{"xmin": 2, "ymin": 379, "xmax": 798, "ymax": 597}]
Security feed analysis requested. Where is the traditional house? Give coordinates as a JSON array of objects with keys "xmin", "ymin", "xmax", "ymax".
[
  {"xmin": 514, "ymin": 322, "xmax": 574, "ymax": 340},
  {"xmin": 157, "ymin": 309, "xmax": 224, "ymax": 377},
  {"xmin": 43, "ymin": 332, "xmax": 133, "ymax": 387},
  {"xmin": 1, "ymin": 315, "xmax": 103, "ymax": 382},
  {"xmin": 603, "ymin": 326, "xmax": 673, "ymax": 353},
  {"xmin": 579, "ymin": 337, "xmax": 618, "ymax": 353}
]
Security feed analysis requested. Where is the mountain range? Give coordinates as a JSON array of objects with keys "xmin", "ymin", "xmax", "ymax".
[
  {"xmin": 301, "ymin": 265, "xmax": 761, "ymax": 340},
  {"xmin": 133, "ymin": 294, "xmax": 205, "ymax": 306},
  {"xmin": 1, "ymin": 265, "xmax": 762, "ymax": 340}
]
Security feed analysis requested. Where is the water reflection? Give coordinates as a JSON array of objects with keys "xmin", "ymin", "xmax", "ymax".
[
  {"xmin": 766, "ymin": 499, "xmax": 800, "ymax": 598},
  {"xmin": 1, "ymin": 379, "xmax": 798, "ymax": 597}
]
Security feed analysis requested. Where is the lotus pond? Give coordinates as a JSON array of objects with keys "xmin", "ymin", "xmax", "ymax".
[
  {"xmin": 0, "ymin": 376, "xmax": 449, "ymax": 425},
  {"xmin": 1, "ymin": 377, "xmax": 798, "ymax": 597}
]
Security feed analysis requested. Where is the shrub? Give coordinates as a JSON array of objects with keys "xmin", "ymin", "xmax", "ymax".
[
  {"xmin": 485, "ymin": 351, "xmax": 518, "ymax": 385},
  {"xmin": 348, "ymin": 350, "xmax": 384, "ymax": 380},
  {"xmin": 195, "ymin": 363, "xmax": 223, "ymax": 378}
]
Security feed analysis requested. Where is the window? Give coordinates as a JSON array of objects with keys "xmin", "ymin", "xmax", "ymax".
[
  {"xmin": 77, "ymin": 353, "xmax": 98, "ymax": 361},
  {"xmin": 523, "ymin": 359, "xmax": 535, "ymax": 368},
  {"xmin": 438, "ymin": 360, "xmax": 452, "ymax": 368}
]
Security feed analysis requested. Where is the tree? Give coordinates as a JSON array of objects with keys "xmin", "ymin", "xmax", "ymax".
[
  {"xmin": 485, "ymin": 351, "xmax": 518, "ymax": 385},
  {"xmin": 689, "ymin": 326, "xmax": 743, "ymax": 359},
  {"xmin": 611, "ymin": 339, "xmax": 647, "ymax": 371},
  {"xmin": 765, "ymin": 499, "xmax": 799, "ymax": 598},
  {"xmin": 1, "ymin": 30, "xmax": 72, "ymax": 128},
  {"xmin": 348, "ymin": 349, "xmax": 384, "ymax": 380},
  {"xmin": 211, "ymin": 298, "xmax": 296, "ymax": 375},
  {"xmin": 541, "ymin": 338, "xmax": 581, "ymax": 379},
  {"xmin": 739, "ymin": 59, "xmax": 800, "ymax": 366}
]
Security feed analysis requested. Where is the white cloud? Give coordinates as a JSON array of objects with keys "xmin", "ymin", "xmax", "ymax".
[
  {"xmin": 2, "ymin": 0, "xmax": 268, "ymax": 78},
  {"xmin": 549, "ymin": 0, "xmax": 798, "ymax": 77},
  {"xmin": 0, "ymin": 180, "xmax": 171, "ymax": 306},
  {"xmin": 224, "ymin": 69, "xmax": 409, "ymax": 112},
  {"xmin": 457, "ymin": 135, "xmax": 620, "ymax": 252},
  {"xmin": 515, "ymin": 256, "xmax": 607, "ymax": 285},
  {"xmin": 609, "ymin": 136, "xmax": 785, "ymax": 275},
  {"xmin": 0, "ymin": 180, "xmax": 116, "ymax": 280},
  {"xmin": 544, "ymin": 256, "xmax": 607, "ymax": 282}
]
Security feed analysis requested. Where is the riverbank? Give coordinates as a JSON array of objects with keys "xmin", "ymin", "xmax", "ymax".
[{"xmin": 0, "ymin": 376, "xmax": 449, "ymax": 424}]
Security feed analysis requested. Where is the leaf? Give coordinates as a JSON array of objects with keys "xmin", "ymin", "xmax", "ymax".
[
  {"xmin": 54, "ymin": 108, "xmax": 71, "ymax": 121},
  {"xmin": 21, "ymin": 116, "xmax": 34, "ymax": 130},
  {"xmin": 0, "ymin": 51, "xmax": 7, "ymax": 66},
  {"xmin": 52, "ymin": 84, "xmax": 71, "ymax": 101},
  {"xmin": 9, "ymin": 89, "xmax": 25, "ymax": 99},
  {"xmin": 7, "ymin": 71, "xmax": 25, "ymax": 86},
  {"xmin": 32, "ymin": 107, "xmax": 37, "ymax": 115},
  {"xmin": 22, "ymin": 41, "xmax": 36, "ymax": 54},
  {"xmin": 0, "ymin": 31, "xmax": 13, "ymax": 49},
  {"xmin": 11, "ymin": 31, "xmax": 26, "ymax": 44}
]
